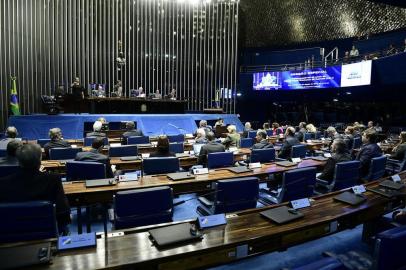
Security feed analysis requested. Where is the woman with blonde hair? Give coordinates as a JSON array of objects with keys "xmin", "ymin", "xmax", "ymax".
[{"xmin": 306, "ymin": 123, "xmax": 317, "ymax": 133}]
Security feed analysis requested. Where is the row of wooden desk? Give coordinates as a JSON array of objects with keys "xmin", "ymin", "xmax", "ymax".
[{"xmin": 26, "ymin": 171, "xmax": 406, "ymax": 270}]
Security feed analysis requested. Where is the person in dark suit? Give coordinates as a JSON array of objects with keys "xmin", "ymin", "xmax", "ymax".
[
  {"xmin": 318, "ymin": 139, "xmax": 352, "ymax": 183},
  {"xmin": 75, "ymin": 137, "xmax": 114, "ymax": 177},
  {"xmin": 278, "ymin": 127, "xmax": 301, "ymax": 159},
  {"xmin": 43, "ymin": 128, "xmax": 71, "ymax": 159},
  {"xmin": 0, "ymin": 140, "xmax": 22, "ymax": 165},
  {"xmin": 252, "ymin": 130, "xmax": 273, "ymax": 150},
  {"xmin": 390, "ymin": 131, "xmax": 406, "ymax": 161},
  {"xmin": 86, "ymin": 121, "xmax": 107, "ymax": 138},
  {"xmin": 195, "ymin": 128, "xmax": 208, "ymax": 144},
  {"xmin": 0, "ymin": 126, "xmax": 18, "ymax": 150},
  {"xmin": 122, "ymin": 121, "xmax": 143, "ymax": 138},
  {"xmin": 198, "ymin": 132, "xmax": 226, "ymax": 166},
  {"xmin": 150, "ymin": 136, "xmax": 175, "ymax": 157},
  {"xmin": 295, "ymin": 122, "xmax": 307, "ymax": 142},
  {"xmin": 343, "ymin": 126, "xmax": 355, "ymax": 150},
  {"xmin": 356, "ymin": 130, "xmax": 383, "ymax": 178},
  {"xmin": 242, "ymin": 122, "xmax": 252, "ymax": 138},
  {"xmin": 0, "ymin": 144, "xmax": 71, "ymax": 231}
]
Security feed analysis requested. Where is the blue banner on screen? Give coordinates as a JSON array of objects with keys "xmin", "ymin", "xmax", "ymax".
[{"xmin": 253, "ymin": 61, "xmax": 372, "ymax": 90}]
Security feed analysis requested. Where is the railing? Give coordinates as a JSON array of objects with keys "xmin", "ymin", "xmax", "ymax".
[{"xmin": 324, "ymin": 47, "xmax": 339, "ymax": 67}]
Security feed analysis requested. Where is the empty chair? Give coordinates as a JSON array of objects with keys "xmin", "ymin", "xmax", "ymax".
[
  {"xmin": 207, "ymin": 152, "xmax": 234, "ymax": 169},
  {"xmin": 169, "ymin": 142, "xmax": 184, "ymax": 154},
  {"xmin": 374, "ymin": 225, "xmax": 406, "ymax": 270},
  {"xmin": 292, "ymin": 257, "xmax": 345, "ymax": 270},
  {"xmin": 0, "ymin": 165, "xmax": 20, "ymax": 178},
  {"xmin": 250, "ymin": 148, "xmax": 276, "ymax": 163},
  {"xmin": 303, "ymin": 133, "xmax": 313, "ymax": 141},
  {"xmin": 108, "ymin": 145, "xmax": 138, "ymax": 157},
  {"xmin": 260, "ymin": 167, "xmax": 316, "ymax": 205},
  {"xmin": 197, "ymin": 177, "xmax": 259, "ymax": 216},
  {"xmin": 167, "ymin": 134, "xmax": 185, "ymax": 143},
  {"xmin": 37, "ymin": 139, "xmax": 51, "ymax": 147},
  {"xmin": 240, "ymin": 138, "xmax": 254, "ymax": 148},
  {"xmin": 352, "ymin": 137, "xmax": 362, "ymax": 149},
  {"xmin": 143, "ymin": 157, "xmax": 179, "ymax": 175},
  {"xmin": 84, "ymin": 137, "xmax": 108, "ymax": 147},
  {"xmin": 364, "ymin": 155, "xmax": 387, "ymax": 182},
  {"xmin": 248, "ymin": 130, "xmax": 257, "ymax": 139},
  {"xmin": 291, "ymin": 144, "xmax": 307, "ymax": 159},
  {"xmin": 0, "ymin": 201, "xmax": 58, "ymax": 243},
  {"xmin": 386, "ymin": 156, "xmax": 406, "ymax": 175},
  {"xmin": 113, "ymin": 186, "xmax": 173, "ymax": 229},
  {"xmin": 49, "ymin": 147, "xmax": 83, "ymax": 160},
  {"xmin": 316, "ymin": 160, "xmax": 360, "ymax": 193},
  {"xmin": 66, "ymin": 161, "xmax": 106, "ymax": 181},
  {"xmin": 127, "ymin": 136, "xmax": 150, "ymax": 145}
]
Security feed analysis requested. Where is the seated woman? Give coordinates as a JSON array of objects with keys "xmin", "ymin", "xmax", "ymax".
[
  {"xmin": 306, "ymin": 123, "xmax": 317, "ymax": 134},
  {"xmin": 390, "ymin": 131, "xmax": 406, "ymax": 161},
  {"xmin": 195, "ymin": 128, "xmax": 208, "ymax": 144},
  {"xmin": 272, "ymin": 122, "xmax": 284, "ymax": 135},
  {"xmin": 222, "ymin": 125, "xmax": 240, "ymax": 149},
  {"xmin": 150, "ymin": 136, "xmax": 175, "ymax": 157}
]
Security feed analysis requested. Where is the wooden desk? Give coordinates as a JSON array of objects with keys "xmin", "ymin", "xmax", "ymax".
[{"xmin": 28, "ymin": 172, "xmax": 406, "ymax": 270}]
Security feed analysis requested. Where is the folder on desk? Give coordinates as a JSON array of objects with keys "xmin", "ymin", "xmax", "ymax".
[
  {"xmin": 175, "ymin": 153, "xmax": 190, "ymax": 158},
  {"xmin": 120, "ymin": 156, "xmax": 141, "ymax": 161},
  {"xmin": 275, "ymin": 161, "xmax": 296, "ymax": 167},
  {"xmin": 149, "ymin": 223, "xmax": 202, "ymax": 247},
  {"xmin": 85, "ymin": 179, "xmax": 116, "ymax": 188},
  {"xmin": 260, "ymin": 206, "xmax": 304, "ymax": 224},
  {"xmin": 167, "ymin": 172, "xmax": 195, "ymax": 181},
  {"xmin": 226, "ymin": 166, "xmax": 252, "ymax": 174},
  {"xmin": 136, "ymin": 143, "xmax": 153, "ymax": 148},
  {"xmin": 58, "ymin": 233, "xmax": 96, "ymax": 251},
  {"xmin": 311, "ymin": 156, "xmax": 329, "ymax": 162},
  {"xmin": 367, "ymin": 186, "xmax": 401, "ymax": 198},
  {"xmin": 379, "ymin": 180, "xmax": 405, "ymax": 190},
  {"xmin": 333, "ymin": 191, "xmax": 366, "ymax": 206}
]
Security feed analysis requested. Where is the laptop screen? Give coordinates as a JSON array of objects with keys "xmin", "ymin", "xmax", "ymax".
[{"xmin": 193, "ymin": 144, "xmax": 204, "ymax": 155}]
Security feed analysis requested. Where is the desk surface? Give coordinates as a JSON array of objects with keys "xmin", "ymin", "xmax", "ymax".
[{"xmin": 28, "ymin": 171, "xmax": 406, "ymax": 270}]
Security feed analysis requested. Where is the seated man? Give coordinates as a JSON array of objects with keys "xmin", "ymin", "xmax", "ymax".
[
  {"xmin": 0, "ymin": 144, "xmax": 71, "ymax": 230},
  {"xmin": 43, "ymin": 128, "xmax": 71, "ymax": 159},
  {"xmin": 343, "ymin": 126, "xmax": 355, "ymax": 150},
  {"xmin": 222, "ymin": 125, "xmax": 241, "ymax": 149},
  {"xmin": 153, "ymin": 90, "xmax": 162, "ymax": 99},
  {"xmin": 356, "ymin": 130, "xmax": 383, "ymax": 178},
  {"xmin": 195, "ymin": 128, "xmax": 208, "ymax": 144},
  {"xmin": 278, "ymin": 127, "xmax": 301, "ymax": 159},
  {"xmin": 318, "ymin": 139, "xmax": 352, "ymax": 183},
  {"xmin": 295, "ymin": 122, "xmax": 307, "ymax": 142},
  {"xmin": 252, "ymin": 130, "xmax": 273, "ymax": 150},
  {"xmin": 86, "ymin": 121, "xmax": 107, "ymax": 138},
  {"xmin": 75, "ymin": 137, "xmax": 113, "ymax": 177},
  {"xmin": 198, "ymin": 120, "xmax": 212, "ymax": 136},
  {"xmin": 150, "ymin": 136, "xmax": 175, "ymax": 158},
  {"xmin": 242, "ymin": 122, "xmax": 252, "ymax": 138},
  {"xmin": 0, "ymin": 126, "xmax": 18, "ymax": 150},
  {"xmin": 214, "ymin": 118, "xmax": 225, "ymax": 128},
  {"xmin": 122, "ymin": 121, "xmax": 143, "ymax": 138},
  {"xmin": 0, "ymin": 140, "xmax": 23, "ymax": 165},
  {"xmin": 389, "ymin": 131, "xmax": 406, "ymax": 161},
  {"xmin": 326, "ymin": 126, "xmax": 342, "ymax": 148},
  {"xmin": 198, "ymin": 132, "xmax": 225, "ymax": 166}
]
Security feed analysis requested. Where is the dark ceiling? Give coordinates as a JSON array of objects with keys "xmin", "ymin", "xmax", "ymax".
[{"xmin": 239, "ymin": 0, "xmax": 406, "ymax": 48}]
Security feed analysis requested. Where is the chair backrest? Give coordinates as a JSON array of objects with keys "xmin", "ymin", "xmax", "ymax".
[
  {"xmin": 250, "ymin": 148, "xmax": 276, "ymax": 163},
  {"xmin": 207, "ymin": 152, "xmax": 234, "ymax": 169},
  {"xmin": 375, "ymin": 225, "xmax": 406, "ymax": 270},
  {"xmin": 114, "ymin": 186, "xmax": 173, "ymax": 229},
  {"xmin": 37, "ymin": 139, "xmax": 51, "ymax": 147},
  {"xmin": 0, "ymin": 149, "xmax": 6, "ymax": 158},
  {"xmin": 0, "ymin": 165, "xmax": 20, "ymax": 178},
  {"xmin": 167, "ymin": 134, "xmax": 185, "ymax": 143},
  {"xmin": 213, "ymin": 177, "xmax": 259, "ymax": 214},
  {"xmin": 0, "ymin": 201, "xmax": 58, "ymax": 243},
  {"xmin": 291, "ymin": 144, "xmax": 307, "ymax": 159},
  {"xmin": 240, "ymin": 138, "xmax": 254, "ymax": 148},
  {"xmin": 292, "ymin": 257, "xmax": 345, "ymax": 270},
  {"xmin": 280, "ymin": 167, "xmax": 316, "ymax": 202},
  {"xmin": 169, "ymin": 142, "xmax": 184, "ymax": 154},
  {"xmin": 247, "ymin": 130, "xmax": 257, "ymax": 139},
  {"xmin": 66, "ymin": 161, "xmax": 106, "ymax": 180},
  {"xmin": 365, "ymin": 156, "xmax": 387, "ymax": 181},
  {"xmin": 352, "ymin": 137, "xmax": 362, "ymax": 149},
  {"xmin": 108, "ymin": 145, "xmax": 138, "ymax": 157},
  {"xmin": 332, "ymin": 160, "xmax": 361, "ymax": 191},
  {"xmin": 143, "ymin": 157, "xmax": 179, "ymax": 175},
  {"xmin": 315, "ymin": 131, "xmax": 322, "ymax": 139},
  {"xmin": 266, "ymin": 130, "xmax": 273, "ymax": 136},
  {"xmin": 84, "ymin": 137, "xmax": 108, "ymax": 147},
  {"xmin": 127, "ymin": 136, "xmax": 150, "ymax": 145},
  {"xmin": 49, "ymin": 147, "xmax": 83, "ymax": 160},
  {"xmin": 303, "ymin": 133, "xmax": 313, "ymax": 141}
]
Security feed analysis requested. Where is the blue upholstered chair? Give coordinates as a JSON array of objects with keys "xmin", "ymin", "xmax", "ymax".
[
  {"xmin": 127, "ymin": 136, "xmax": 150, "ymax": 145},
  {"xmin": 84, "ymin": 137, "xmax": 108, "ymax": 147},
  {"xmin": 167, "ymin": 134, "xmax": 185, "ymax": 143},
  {"xmin": 248, "ymin": 130, "xmax": 257, "ymax": 139},
  {"xmin": 292, "ymin": 257, "xmax": 345, "ymax": 270},
  {"xmin": 352, "ymin": 137, "xmax": 362, "ymax": 149},
  {"xmin": 113, "ymin": 186, "xmax": 173, "ymax": 229},
  {"xmin": 260, "ymin": 167, "xmax": 316, "ymax": 205},
  {"xmin": 266, "ymin": 130, "xmax": 273, "ymax": 136},
  {"xmin": 374, "ymin": 225, "xmax": 406, "ymax": 270},
  {"xmin": 240, "ymin": 138, "xmax": 254, "ymax": 148},
  {"xmin": 37, "ymin": 139, "xmax": 51, "ymax": 147},
  {"xmin": 197, "ymin": 177, "xmax": 259, "ymax": 216},
  {"xmin": 66, "ymin": 161, "xmax": 106, "ymax": 181},
  {"xmin": 303, "ymin": 133, "xmax": 313, "ymax": 141},
  {"xmin": 0, "ymin": 165, "xmax": 20, "ymax": 178},
  {"xmin": 315, "ymin": 131, "xmax": 322, "ymax": 139},
  {"xmin": 143, "ymin": 157, "xmax": 179, "ymax": 175},
  {"xmin": 386, "ymin": 156, "xmax": 406, "ymax": 175},
  {"xmin": 0, "ymin": 149, "xmax": 6, "ymax": 158},
  {"xmin": 250, "ymin": 148, "xmax": 276, "ymax": 163},
  {"xmin": 207, "ymin": 152, "xmax": 234, "ymax": 169},
  {"xmin": 316, "ymin": 160, "xmax": 360, "ymax": 193},
  {"xmin": 0, "ymin": 201, "xmax": 58, "ymax": 243},
  {"xmin": 364, "ymin": 156, "xmax": 387, "ymax": 182},
  {"xmin": 49, "ymin": 147, "xmax": 83, "ymax": 160},
  {"xmin": 169, "ymin": 142, "xmax": 184, "ymax": 154},
  {"xmin": 291, "ymin": 144, "xmax": 307, "ymax": 159},
  {"xmin": 108, "ymin": 145, "xmax": 138, "ymax": 157}
]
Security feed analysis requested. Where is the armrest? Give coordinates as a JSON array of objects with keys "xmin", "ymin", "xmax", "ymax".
[
  {"xmin": 198, "ymin": 196, "xmax": 214, "ymax": 208},
  {"xmin": 275, "ymin": 157, "xmax": 287, "ymax": 161},
  {"xmin": 108, "ymin": 208, "xmax": 115, "ymax": 222},
  {"xmin": 316, "ymin": 178, "xmax": 329, "ymax": 185}
]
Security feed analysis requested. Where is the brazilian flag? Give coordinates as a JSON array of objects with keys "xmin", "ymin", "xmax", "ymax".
[{"xmin": 10, "ymin": 76, "xmax": 21, "ymax": 115}]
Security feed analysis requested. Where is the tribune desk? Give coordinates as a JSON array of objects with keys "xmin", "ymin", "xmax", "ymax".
[{"xmin": 24, "ymin": 172, "xmax": 406, "ymax": 270}]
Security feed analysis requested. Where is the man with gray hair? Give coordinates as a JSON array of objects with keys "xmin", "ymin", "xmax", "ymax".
[
  {"xmin": 252, "ymin": 130, "xmax": 273, "ymax": 149},
  {"xmin": 122, "ymin": 121, "xmax": 143, "ymax": 138},
  {"xmin": 43, "ymin": 128, "xmax": 71, "ymax": 159},
  {"xmin": 278, "ymin": 126, "xmax": 300, "ymax": 159},
  {"xmin": 0, "ymin": 126, "xmax": 18, "ymax": 150},
  {"xmin": 86, "ymin": 121, "xmax": 107, "ymax": 138},
  {"xmin": 317, "ymin": 139, "xmax": 351, "ymax": 183},
  {"xmin": 199, "ymin": 120, "xmax": 212, "ymax": 135}
]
